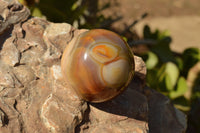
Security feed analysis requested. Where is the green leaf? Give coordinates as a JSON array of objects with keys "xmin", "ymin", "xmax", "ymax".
[
  {"xmin": 158, "ymin": 30, "xmax": 170, "ymax": 40},
  {"xmin": 150, "ymin": 37, "xmax": 175, "ymax": 63},
  {"xmin": 143, "ymin": 25, "xmax": 151, "ymax": 39},
  {"xmin": 165, "ymin": 62, "xmax": 179, "ymax": 89},
  {"xmin": 122, "ymin": 36, "xmax": 128, "ymax": 42},
  {"xmin": 169, "ymin": 77, "xmax": 188, "ymax": 99},
  {"xmin": 32, "ymin": 7, "xmax": 43, "ymax": 17},
  {"xmin": 175, "ymin": 57, "xmax": 184, "ymax": 71},
  {"xmin": 158, "ymin": 62, "xmax": 179, "ymax": 91},
  {"xmin": 18, "ymin": 0, "xmax": 26, "ymax": 5},
  {"xmin": 172, "ymin": 96, "xmax": 190, "ymax": 112},
  {"xmin": 146, "ymin": 69, "xmax": 159, "ymax": 89},
  {"xmin": 143, "ymin": 25, "xmax": 160, "ymax": 40},
  {"xmin": 165, "ymin": 73, "xmax": 173, "ymax": 91},
  {"xmin": 191, "ymin": 72, "xmax": 200, "ymax": 99},
  {"xmin": 145, "ymin": 51, "xmax": 158, "ymax": 69},
  {"xmin": 182, "ymin": 47, "xmax": 200, "ymax": 77}
]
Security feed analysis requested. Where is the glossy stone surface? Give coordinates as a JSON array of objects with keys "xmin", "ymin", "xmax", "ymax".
[{"xmin": 61, "ymin": 29, "xmax": 135, "ymax": 102}]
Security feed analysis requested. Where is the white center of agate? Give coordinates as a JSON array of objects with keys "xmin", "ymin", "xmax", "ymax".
[{"xmin": 102, "ymin": 59, "xmax": 130, "ymax": 86}]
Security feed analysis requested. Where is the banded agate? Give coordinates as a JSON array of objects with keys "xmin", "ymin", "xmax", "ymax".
[{"xmin": 61, "ymin": 29, "xmax": 135, "ymax": 103}]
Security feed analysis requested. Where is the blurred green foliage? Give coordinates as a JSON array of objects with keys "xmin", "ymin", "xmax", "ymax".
[
  {"xmin": 19, "ymin": 0, "xmax": 200, "ymax": 132},
  {"xmin": 142, "ymin": 25, "xmax": 200, "ymax": 132},
  {"xmin": 19, "ymin": 0, "xmax": 113, "ymax": 29},
  {"xmin": 19, "ymin": 0, "xmax": 88, "ymax": 28}
]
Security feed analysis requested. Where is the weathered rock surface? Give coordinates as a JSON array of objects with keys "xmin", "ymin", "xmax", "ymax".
[{"xmin": 0, "ymin": 0, "xmax": 186, "ymax": 133}]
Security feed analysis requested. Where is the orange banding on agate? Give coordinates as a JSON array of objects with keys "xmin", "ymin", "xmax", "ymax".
[
  {"xmin": 90, "ymin": 44, "xmax": 118, "ymax": 63},
  {"xmin": 79, "ymin": 36, "xmax": 95, "ymax": 47},
  {"xmin": 70, "ymin": 47, "xmax": 103, "ymax": 95},
  {"xmin": 61, "ymin": 29, "xmax": 135, "ymax": 103},
  {"xmin": 93, "ymin": 45, "xmax": 113, "ymax": 58}
]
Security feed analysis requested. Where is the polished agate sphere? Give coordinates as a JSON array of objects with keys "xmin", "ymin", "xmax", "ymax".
[{"xmin": 61, "ymin": 29, "xmax": 135, "ymax": 103}]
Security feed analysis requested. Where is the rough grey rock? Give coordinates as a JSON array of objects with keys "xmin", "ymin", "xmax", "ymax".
[
  {"xmin": 0, "ymin": 0, "xmax": 30, "ymax": 34},
  {"xmin": 0, "ymin": 1, "xmax": 186, "ymax": 133},
  {"xmin": 146, "ymin": 89, "xmax": 187, "ymax": 133}
]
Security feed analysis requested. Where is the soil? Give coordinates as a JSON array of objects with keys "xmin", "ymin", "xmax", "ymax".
[{"xmin": 99, "ymin": 0, "xmax": 200, "ymax": 53}]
